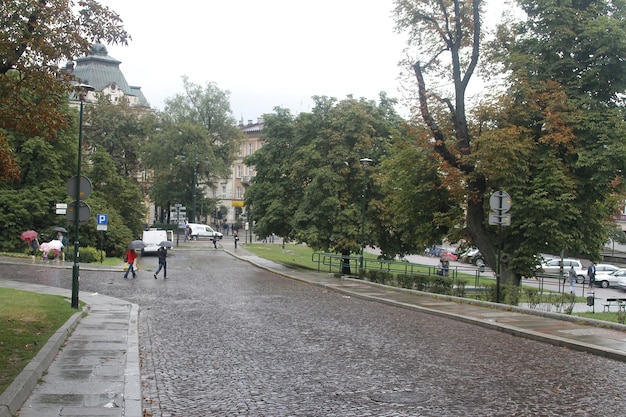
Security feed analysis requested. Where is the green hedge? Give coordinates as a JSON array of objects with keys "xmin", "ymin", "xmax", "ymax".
[
  {"xmin": 353, "ymin": 269, "xmax": 551, "ymax": 304},
  {"xmin": 65, "ymin": 246, "xmax": 106, "ymax": 263}
]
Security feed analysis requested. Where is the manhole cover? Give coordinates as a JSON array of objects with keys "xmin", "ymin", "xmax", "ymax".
[{"xmin": 370, "ymin": 391, "xmax": 430, "ymax": 404}]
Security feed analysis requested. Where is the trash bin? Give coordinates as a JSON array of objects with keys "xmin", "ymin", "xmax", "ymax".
[
  {"xmin": 587, "ymin": 292, "xmax": 595, "ymax": 307},
  {"xmin": 341, "ymin": 256, "xmax": 351, "ymax": 274}
]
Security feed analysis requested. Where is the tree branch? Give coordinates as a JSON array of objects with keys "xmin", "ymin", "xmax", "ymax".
[
  {"xmin": 1, "ymin": 1, "xmax": 47, "ymax": 74},
  {"xmin": 413, "ymin": 61, "xmax": 458, "ymax": 168}
]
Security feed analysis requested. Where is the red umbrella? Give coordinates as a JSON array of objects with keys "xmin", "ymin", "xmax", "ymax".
[
  {"xmin": 20, "ymin": 230, "xmax": 38, "ymax": 241},
  {"xmin": 440, "ymin": 252, "xmax": 457, "ymax": 261}
]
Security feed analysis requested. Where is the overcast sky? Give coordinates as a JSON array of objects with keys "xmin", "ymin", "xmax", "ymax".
[{"xmin": 98, "ymin": 0, "xmax": 515, "ymax": 122}]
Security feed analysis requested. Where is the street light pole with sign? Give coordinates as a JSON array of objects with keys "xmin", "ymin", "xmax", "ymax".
[
  {"xmin": 359, "ymin": 158, "xmax": 373, "ymax": 272},
  {"xmin": 489, "ymin": 190, "xmax": 512, "ymax": 303},
  {"xmin": 68, "ymin": 84, "xmax": 93, "ymax": 309}
]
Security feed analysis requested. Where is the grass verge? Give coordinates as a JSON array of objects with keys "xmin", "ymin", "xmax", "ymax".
[{"xmin": 0, "ymin": 288, "xmax": 76, "ymax": 393}]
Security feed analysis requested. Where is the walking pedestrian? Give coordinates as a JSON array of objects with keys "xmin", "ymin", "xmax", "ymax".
[
  {"xmin": 587, "ymin": 262, "xmax": 596, "ymax": 289},
  {"xmin": 123, "ymin": 248, "xmax": 138, "ymax": 279},
  {"xmin": 29, "ymin": 237, "xmax": 39, "ymax": 263},
  {"xmin": 233, "ymin": 231, "xmax": 239, "ymax": 249},
  {"xmin": 568, "ymin": 265, "xmax": 577, "ymax": 294},
  {"xmin": 57, "ymin": 231, "xmax": 68, "ymax": 262},
  {"xmin": 154, "ymin": 246, "xmax": 167, "ymax": 279}
]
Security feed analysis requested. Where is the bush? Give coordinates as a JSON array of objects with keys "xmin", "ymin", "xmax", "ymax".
[
  {"xmin": 452, "ymin": 279, "xmax": 466, "ymax": 297},
  {"xmin": 397, "ymin": 274, "xmax": 415, "ymax": 289},
  {"xmin": 65, "ymin": 246, "xmax": 105, "ymax": 263},
  {"xmin": 365, "ymin": 270, "xmax": 393, "ymax": 285},
  {"xmin": 430, "ymin": 276, "xmax": 454, "ymax": 295},
  {"xmin": 523, "ymin": 288, "xmax": 542, "ymax": 309},
  {"xmin": 479, "ymin": 284, "xmax": 520, "ymax": 304}
]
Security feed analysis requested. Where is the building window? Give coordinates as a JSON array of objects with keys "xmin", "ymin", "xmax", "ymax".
[
  {"xmin": 221, "ymin": 186, "xmax": 226, "ymax": 198},
  {"xmin": 238, "ymin": 144, "xmax": 243, "ymax": 155},
  {"xmin": 248, "ymin": 143, "xmax": 254, "ymax": 155},
  {"xmin": 237, "ymin": 187, "xmax": 243, "ymax": 199},
  {"xmin": 236, "ymin": 165, "xmax": 242, "ymax": 178}
]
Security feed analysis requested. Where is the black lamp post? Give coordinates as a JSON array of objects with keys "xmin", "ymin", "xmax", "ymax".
[
  {"xmin": 71, "ymin": 85, "xmax": 93, "ymax": 309},
  {"xmin": 192, "ymin": 149, "xmax": 198, "ymax": 223},
  {"xmin": 359, "ymin": 157, "xmax": 372, "ymax": 271}
]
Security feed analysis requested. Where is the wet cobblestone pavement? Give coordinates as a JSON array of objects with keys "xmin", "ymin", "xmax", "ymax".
[{"xmin": 4, "ymin": 247, "xmax": 626, "ymax": 416}]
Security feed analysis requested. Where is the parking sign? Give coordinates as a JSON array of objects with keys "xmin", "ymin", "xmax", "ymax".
[{"xmin": 97, "ymin": 213, "xmax": 108, "ymax": 231}]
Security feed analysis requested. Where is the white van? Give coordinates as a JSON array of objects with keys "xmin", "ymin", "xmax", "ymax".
[
  {"xmin": 187, "ymin": 223, "xmax": 223, "ymax": 240},
  {"xmin": 142, "ymin": 229, "xmax": 169, "ymax": 254}
]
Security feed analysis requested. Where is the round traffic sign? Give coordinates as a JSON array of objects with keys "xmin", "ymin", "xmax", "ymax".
[
  {"xmin": 67, "ymin": 175, "xmax": 92, "ymax": 200},
  {"xmin": 66, "ymin": 201, "xmax": 91, "ymax": 225},
  {"xmin": 489, "ymin": 191, "xmax": 512, "ymax": 212}
]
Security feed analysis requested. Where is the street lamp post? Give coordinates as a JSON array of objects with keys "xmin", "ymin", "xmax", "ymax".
[
  {"xmin": 359, "ymin": 157, "xmax": 373, "ymax": 271},
  {"xmin": 71, "ymin": 85, "xmax": 92, "ymax": 309},
  {"xmin": 192, "ymin": 149, "xmax": 197, "ymax": 223}
]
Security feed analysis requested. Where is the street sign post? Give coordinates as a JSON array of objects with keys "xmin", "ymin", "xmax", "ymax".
[
  {"xmin": 55, "ymin": 203, "xmax": 68, "ymax": 215},
  {"xmin": 97, "ymin": 213, "xmax": 108, "ymax": 231},
  {"xmin": 96, "ymin": 214, "xmax": 108, "ymax": 263},
  {"xmin": 489, "ymin": 190, "xmax": 512, "ymax": 304},
  {"xmin": 173, "ymin": 204, "xmax": 186, "ymax": 245}
]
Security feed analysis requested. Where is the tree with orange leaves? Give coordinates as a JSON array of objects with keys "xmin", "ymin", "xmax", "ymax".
[
  {"xmin": 393, "ymin": 0, "xmax": 626, "ymax": 287},
  {"xmin": 0, "ymin": 0, "xmax": 130, "ymax": 182}
]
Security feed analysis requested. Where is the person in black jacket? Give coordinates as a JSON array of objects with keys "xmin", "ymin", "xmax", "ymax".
[
  {"xmin": 587, "ymin": 262, "xmax": 596, "ymax": 288},
  {"xmin": 154, "ymin": 246, "xmax": 168, "ymax": 279}
]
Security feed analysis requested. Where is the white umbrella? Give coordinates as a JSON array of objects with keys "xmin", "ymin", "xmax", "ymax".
[{"xmin": 48, "ymin": 240, "xmax": 64, "ymax": 250}]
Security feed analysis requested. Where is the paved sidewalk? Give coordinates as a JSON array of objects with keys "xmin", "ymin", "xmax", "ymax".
[
  {"xmin": 2, "ymin": 239, "xmax": 626, "ymax": 416},
  {"xmin": 0, "ymin": 277, "xmax": 140, "ymax": 417}
]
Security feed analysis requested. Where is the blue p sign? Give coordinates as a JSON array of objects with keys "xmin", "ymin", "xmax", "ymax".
[{"xmin": 97, "ymin": 214, "xmax": 108, "ymax": 225}]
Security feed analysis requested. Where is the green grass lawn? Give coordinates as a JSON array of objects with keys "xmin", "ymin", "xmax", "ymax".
[
  {"xmin": 0, "ymin": 288, "xmax": 76, "ymax": 393},
  {"xmin": 243, "ymin": 243, "xmax": 322, "ymax": 271}
]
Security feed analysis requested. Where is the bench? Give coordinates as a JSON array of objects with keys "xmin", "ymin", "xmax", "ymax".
[{"xmin": 602, "ymin": 298, "xmax": 626, "ymax": 312}]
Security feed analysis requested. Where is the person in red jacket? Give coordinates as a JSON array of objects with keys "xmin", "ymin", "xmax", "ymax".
[{"xmin": 123, "ymin": 248, "xmax": 138, "ymax": 279}]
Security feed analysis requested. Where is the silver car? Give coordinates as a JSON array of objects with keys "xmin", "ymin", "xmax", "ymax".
[
  {"xmin": 594, "ymin": 268, "xmax": 626, "ymax": 288},
  {"xmin": 538, "ymin": 258, "xmax": 586, "ymax": 282}
]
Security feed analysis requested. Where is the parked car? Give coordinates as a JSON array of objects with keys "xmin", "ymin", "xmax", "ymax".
[
  {"xmin": 537, "ymin": 258, "xmax": 586, "ymax": 283},
  {"xmin": 459, "ymin": 247, "xmax": 483, "ymax": 265},
  {"xmin": 187, "ymin": 223, "xmax": 223, "ymax": 240},
  {"xmin": 592, "ymin": 266, "xmax": 624, "ymax": 288},
  {"xmin": 618, "ymin": 276, "xmax": 626, "ymax": 292},
  {"xmin": 142, "ymin": 229, "xmax": 170, "ymax": 255}
]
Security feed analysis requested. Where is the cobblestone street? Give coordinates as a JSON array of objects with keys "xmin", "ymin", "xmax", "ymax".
[{"xmin": 6, "ymin": 246, "xmax": 626, "ymax": 416}]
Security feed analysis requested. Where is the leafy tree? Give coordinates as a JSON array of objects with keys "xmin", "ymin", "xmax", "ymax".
[
  {"xmin": 142, "ymin": 78, "xmax": 242, "ymax": 223},
  {"xmin": 393, "ymin": 0, "xmax": 626, "ymax": 284},
  {"xmin": 0, "ymin": 116, "xmax": 78, "ymax": 251},
  {"xmin": 378, "ymin": 124, "xmax": 465, "ymax": 259},
  {"xmin": 0, "ymin": 0, "xmax": 130, "ymax": 182},
  {"xmin": 83, "ymin": 97, "xmax": 146, "ymax": 178},
  {"xmin": 482, "ymin": 0, "xmax": 626, "ymax": 277},
  {"xmin": 86, "ymin": 149, "xmax": 145, "ymax": 238},
  {"xmin": 243, "ymin": 107, "xmax": 299, "ymax": 240},
  {"xmin": 245, "ymin": 95, "xmax": 401, "ymax": 268}
]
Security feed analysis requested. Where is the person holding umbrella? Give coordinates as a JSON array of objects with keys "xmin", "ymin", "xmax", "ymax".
[
  {"xmin": 154, "ymin": 241, "xmax": 171, "ymax": 279},
  {"xmin": 123, "ymin": 248, "xmax": 138, "ymax": 279},
  {"xmin": 21, "ymin": 230, "xmax": 39, "ymax": 263},
  {"xmin": 54, "ymin": 227, "xmax": 69, "ymax": 262}
]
